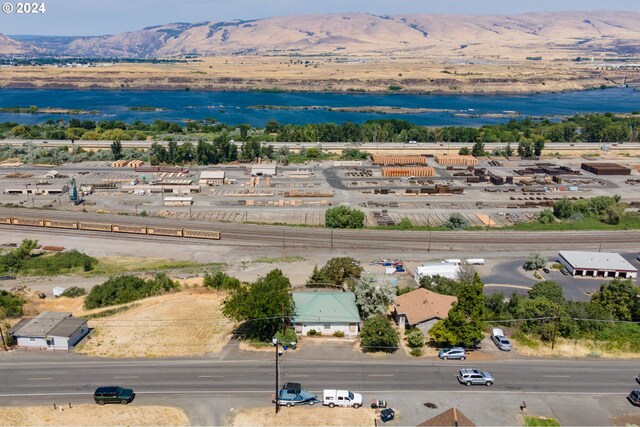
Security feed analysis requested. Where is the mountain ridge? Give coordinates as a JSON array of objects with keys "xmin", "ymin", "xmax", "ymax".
[{"xmin": 1, "ymin": 11, "xmax": 640, "ymax": 58}]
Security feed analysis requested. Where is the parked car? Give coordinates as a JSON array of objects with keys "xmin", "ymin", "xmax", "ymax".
[
  {"xmin": 629, "ymin": 389, "xmax": 640, "ymax": 406},
  {"xmin": 457, "ymin": 369, "xmax": 494, "ymax": 386},
  {"xmin": 93, "ymin": 386, "xmax": 135, "ymax": 405},
  {"xmin": 323, "ymin": 389, "xmax": 363, "ymax": 408},
  {"xmin": 543, "ymin": 268, "xmax": 550, "ymax": 274},
  {"xmin": 438, "ymin": 347, "xmax": 467, "ymax": 360},
  {"xmin": 491, "ymin": 328, "xmax": 512, "ymax": 351},
  {"xmin": 560, "ymin": 268, "xmax": 570, "ymax": 275},
  {"xmin": 275, "ymin": 382, "xmax": 319, "ymax": 407}
]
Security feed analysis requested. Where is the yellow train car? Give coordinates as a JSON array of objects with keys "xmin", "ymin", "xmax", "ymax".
[
  {"xmin": 146, "ymin": 227, "xmax": 184, "ymax": 237},
  {"xmin": 78, "ymin": 222, "xmax": 113, "ymax": 232},
  {"xmin": 182, "ymin": 229, "xmax": 221, "ymax": 240},
  {"xmin": 44, "ymin": 220, "xmax": 79, "ymax": 229},
  {"xmin": 112, "ymin": 224, "xmax": 148, "ymax": 234},
  {"xmin": 0, "ymin": 217, "xmax": 12, "ymax": 225},
  {"xmin": 11, "ymin": 217, "xmax": 45, "ymax": 227}
]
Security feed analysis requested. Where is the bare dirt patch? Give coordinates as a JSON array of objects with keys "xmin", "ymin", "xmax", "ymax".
[
  {"xmin": 513, "ymin": 337, "xmax": 640, "ymax": 359},
  {"xmin": 611, "ymin": 413, "xmax": 640, "ymax": 426},
  {"xmin": 76, "ymin": 288, "xmax": 235, "ymax": 358},
  {"xmin": 0, "ymin": 404, "xmax": 189, "ymax": 426},
  {"xmin": 227, "ymin": 406, "xmax": 375, "ymax": 427}
]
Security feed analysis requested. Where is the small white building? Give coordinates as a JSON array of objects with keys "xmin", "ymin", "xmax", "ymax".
[
  {"xmin": 558, "ymin": 251, "xmax": 638, "ymax": 279},
  {"xmin": 292, "ymin": 292, "xmax": 361, "ymax": 337},
  {"xmin": 199, "ymin": 170, "xmax": 225, "ymax": 186},
  {"xmin": 8, "ymin": 311, "xmax": 89, "ymax": 350},
  {"xmin": 414, "ymin": 262, "xmax": 461, "ymax": 284},
  {"xmin": 163, "ymin": 196, "xmax": 193, "ymax": 207},
  {"xmin": 250, "ymin": 165, "xmax": 277, "ymax": 176}
]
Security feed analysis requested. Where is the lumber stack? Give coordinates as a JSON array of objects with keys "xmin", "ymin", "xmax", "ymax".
[{"xmin": 382, "ymin": 166, "xmax": 435, "ymax": 177}]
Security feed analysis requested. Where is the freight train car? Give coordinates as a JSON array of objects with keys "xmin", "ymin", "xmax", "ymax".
[
  {"xmin": 146, "ymin": 226, "xmax": 184, "ymax": 237},
  {"xmin": 112, "ymin": 224, "xmax": 148, "ymax": 234},
  {"xmin": 10, "ymin": 217, "xmax": 45, "ymax": 227},
  {"xmin": 77, "ymin": 221, "xmax": 113, "ymax": 232},
  {"xmin": 183, "ymin": 229, "xmax": 221, "ymax": 240},
  {"xmin": 0, "ymin": 217, "xmax": 12, "ymax": 225},
  {"xmin": 44, "ymin": 220, "xmax": 79, "ymax": 229}
]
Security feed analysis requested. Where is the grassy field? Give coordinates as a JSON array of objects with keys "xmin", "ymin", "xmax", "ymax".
[
  {"xmin": 504, "ymin": 214, "xmax": 640, "ymax": 231},
  {"xmin": 85, "ymin": 256, "xmax": 224, "ymax": 277},
  {"xmin": 523, "ymin": 416, "xmax": 561, "ymax": 426},
  {"xmin": 253, "ymin": 256, "xmax": 305, "ymax": 264}
]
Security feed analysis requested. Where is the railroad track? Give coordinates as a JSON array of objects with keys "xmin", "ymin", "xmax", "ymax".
[{"xmin": 0, "ymin": 207, "xmax": 638, "ymax": 251}]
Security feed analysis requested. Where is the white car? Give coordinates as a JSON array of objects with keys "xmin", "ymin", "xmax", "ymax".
[{"xmin": 323, "ymin": 389, "xmax": 363, "ymax": 408}]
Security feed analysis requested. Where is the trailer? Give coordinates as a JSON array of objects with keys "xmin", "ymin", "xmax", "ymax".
[
  {"xmin": 183, "ymin": 229, "xmax": 221, "ymax": 240},
  {"xmin": 465, "ymin": 258, "xmax": 485, "ymax": 265},
  {"xmin": 112, "ymin": 224, "xmax": 148, "ymax": 235},
  {"xmin": 147, "ymin": 227, "xmax": 184, "ymax": 237},
  {"xmin": 78, "ymin": 222, "xmax": 113, "ymax": 232},
  {"xmin": 11, "ymin": 217, "xmax": 45, "ymax": 227},
  {"xmin": 44, "ymin": 220, "xmax": 79, "ymax": 229}
]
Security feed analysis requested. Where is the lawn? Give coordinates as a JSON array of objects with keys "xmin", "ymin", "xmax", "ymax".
[{"xmin": 523, "ymin": 416, "xmax": 560, "ymax": 426}]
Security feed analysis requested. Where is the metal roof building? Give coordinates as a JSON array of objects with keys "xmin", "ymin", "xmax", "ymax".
[
  {"xmin": 8, "ymin": 311, "xmax": 89, "ymax": 350},
  {"xmin": 558, "ymin": 251, "xmax": 637, "ymax": 279},
  {"xmin": 414, "ymin": 262, "xmax": 461, "ymax": 284},
  {"xmin": 292, "ymin": 292, "xmax": 361, "ymax": 337}
]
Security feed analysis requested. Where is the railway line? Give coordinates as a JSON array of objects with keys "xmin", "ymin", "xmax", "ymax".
[{"xmin": 0, "ymin": 207, "xmax": 638, "ymax": 252}]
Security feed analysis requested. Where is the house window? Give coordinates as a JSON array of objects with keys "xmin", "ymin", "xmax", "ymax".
[
  {"xmin": 324, "ymin": 324, "xmax": 331, "ymax": 330},
  {"xmin": 29, "ymin": 337, "xmax": 36, "ymax": 342}
]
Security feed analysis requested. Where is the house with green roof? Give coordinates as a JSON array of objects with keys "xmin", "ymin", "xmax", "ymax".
[{"xmin": 292, "ymin": 292, "xmax": 361, "ymax": 337}]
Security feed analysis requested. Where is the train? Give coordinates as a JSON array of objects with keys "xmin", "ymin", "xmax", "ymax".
[{"xmin": 0, "ymin": 216, "xmax": 221, "ymax": 240}]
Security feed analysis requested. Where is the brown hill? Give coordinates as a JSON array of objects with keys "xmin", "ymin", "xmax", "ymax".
[
  {"xmin": 2, "ymin": 11, "xmax": 640, "ymax": 59},
  {"xmin": 0, "ymin": 33, "xmax": 28, "ymax": 55}
]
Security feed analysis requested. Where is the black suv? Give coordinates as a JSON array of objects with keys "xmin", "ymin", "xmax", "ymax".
[
  {"xmin": 629, "ymin": 390, "xmax": 640, "ymax": 406},
  {"xmin": 94, "ymin": 386, "xmax": 135, "ymax": 405}
]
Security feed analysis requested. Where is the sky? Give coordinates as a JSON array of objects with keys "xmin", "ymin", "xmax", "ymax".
[{"xmin": 1, "ymin": 0, "xmax": 639, "ymax": 36}]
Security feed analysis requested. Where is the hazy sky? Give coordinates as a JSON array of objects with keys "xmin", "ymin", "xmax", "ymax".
[{"xmin": 1, "ymin": 0, "xmax": 639, "ymax": 36}]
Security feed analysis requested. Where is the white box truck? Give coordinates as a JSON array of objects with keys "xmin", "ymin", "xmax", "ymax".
[
  {"xmin": 323, "ymin": 389, "xmax": 363, "ymax": 408},
  {"xmin": 466, "ymin": 258, "xmax": 485, "ymax": 265}
]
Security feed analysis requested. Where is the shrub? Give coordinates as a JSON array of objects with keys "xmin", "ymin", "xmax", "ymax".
[
  {"xmin": 410, "ymin": 348, "xmax": 423, "ymax": 357},
  {"xmin": 397, "ymin": 217, "xmax": 412, "ymax": 229},
  {"xmin": 275, "ymin": 327, "xmax": 297, "ymax": 346},
  {"xmin": 84, "ymin": 273, "xmax": 179, "ymax": 309},
  {"xmin": 0, "ymin": 290, "xmax": 25, "ymax": 319},
  {"xmin": 406, "ymin": 328, "xmax": 425, "ymax": 349},
  {"xmin": 325, "ymin": 206, "xmax": 365, "ymax": 229},
  {"xmin": 333, "ymin": 331, "xmax": 345, "ymax": 338},
  {"xmin": 360, "ymin": 315, "xmax": 399, "ymax": 353},
  {"xmin": 523, "ymin": 252, "xmax": 546, "ymax": 271},
  {"xmin": 203, "ymin": 271, "xmax": 241, "ymax": 290},
  {"xmin": 443, "ymin": 213, "xmax": 470, "ymax": 230},
  {"xmin": 60, "ymin": 286, "xmax": 87, "ymax": 298},
  {"xmin": 307, "ymin": 329, "xmax": 317, "ymax": 336}
]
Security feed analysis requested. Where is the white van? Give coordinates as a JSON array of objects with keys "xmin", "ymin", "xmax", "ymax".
[
  {"xmin": 443, "ymin": 259, "xmax": 462, "ymax": 265},
  {"xmin": 323, "ymin": 389, "xmax": 363, "ymax": 408}
]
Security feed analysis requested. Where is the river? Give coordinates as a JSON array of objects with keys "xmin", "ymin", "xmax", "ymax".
[{"xmin": 0, "ymin": 88, "xmax": 638, "ymax": 127}]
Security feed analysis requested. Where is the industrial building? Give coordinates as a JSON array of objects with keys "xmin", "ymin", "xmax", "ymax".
[
  {"xmin": 8, "ymin": 311, "xmax": 89, "ymax": 350},
  {"xmin": 558, "ymin": 251, "xmax": 638, "ymax": 279},
  {"xmin": 250, "ymin": 165, "xmax": 277, "ymax": 176},
  {"xmin": 199, "ymin": 170, "xmax": 225, "ymax": 186},
  {"xmin": 414, "ymin": 262, "xmax": 461, "ymax": 283},
  {"xmin": 163, "ymin": 197, "xmax": 193, "ymax": 207},
  {"xmin": 4, "ymin": 184, "xmax": 69, "ymax": 195}
]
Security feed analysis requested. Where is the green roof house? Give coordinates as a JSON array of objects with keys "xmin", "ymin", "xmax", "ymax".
[{"xmin": 292, "ymin": 292, "xmax": 361, "ymax": 337}]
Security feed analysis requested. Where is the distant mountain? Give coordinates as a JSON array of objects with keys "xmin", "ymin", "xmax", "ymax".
[{"xmin": 2, "ymin": 11, "xmax": 640, "ymax": 58}]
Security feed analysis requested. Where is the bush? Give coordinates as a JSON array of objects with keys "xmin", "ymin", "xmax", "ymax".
[
  {"xmin": 325, "ymin": 206, "xmax": 365, "ymax": 229},
  {"xmin": 60, "ymin": 286, "xmax": 87, "ymax": 298},
  {"xmin": 406, "ymin": 328, "xmax": 425, "ymax": 349},
  {"xmin": 0, "ymin": 290, "xmax": 25, "ymax": 319},
  {"xmin": 523, "ymin": 253, "xmax": 546, "ymax": 271},
  {"xmin": 410, "ymin": 348, "xmax": 423, "ymax": 357},
  {"xmin": 274, "ymin": 327, "xmax": 297, "ymax": 346},
  {"xmin": 19, "ymin": 250, "xmax": 97, "ymax": 276},
  {"xmin": 203, "ymin": 271, "xmax": 241, "ymax": 290},
  {"xmin": 333, "ymin": 331, "xmax": 345, "ymax": 338},
  {"xmin": 84, "ymin": 273, "xmax": 179, "ymax": 309},
  {"xmin": 443, "ymin": 213, "xmax": 470, "ymax": 230},
  {"xmin": 307, "ymin": 329, "xmax": 317, "ymax": 336},
  {"xmin": 397, "ymin": 217, "xmax": 412, "ymax": 229}
]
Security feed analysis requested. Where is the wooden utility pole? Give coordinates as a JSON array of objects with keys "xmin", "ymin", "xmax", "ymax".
[
  {"xmin": 274, "ymin": 341, "xmax": 280, "ymax": 414},
  {"xmin": 0, "ymin": 325, "xmax": 7, "ymax": 351},
  {"xmin": 550, "ymin": 306, "xmax": 561, "ymax": 350}
]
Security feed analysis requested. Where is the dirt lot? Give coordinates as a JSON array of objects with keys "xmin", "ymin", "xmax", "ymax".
[
  {"xmin": 227, "ymin": 406, "xmax": 376, "ymax": 427},
  {"xmin": 0, "ymin": 405, "xmax": 189, "ymax": 426},
  {"xmin": 513, "ymin": 337, "xmax": 640, "ymax": 359},
  {"xmin": 77, "ymin": 288, "xmax": 234, "ymax": 358}
]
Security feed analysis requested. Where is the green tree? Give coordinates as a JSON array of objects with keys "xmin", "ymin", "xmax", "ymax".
[
  {"xmin": 203, "ymin": 271, "xmax": 241, "ymax": 290},
  {"xmin": 504, "ymin": 142, "xmax": 514, "ymax": 157},
  {"xmin": 523, "ymin": 252, "xmax": 546, "ymax": 271},
  {"xmin": 517, "ymin": 141, "xmax": 533, "ymax": 157},
  {"xmin": 110, "ymin": 140, "xmax": 123, "ymax": 160},
  {"xmin": 538, "ymin": 209, "xmax": 556, "ymax": 224},
  {"xmin": 590, "ymin": 279, "xmax": 640, "ymax": 321},
  {"xmin": 360, "ymin": 315, "xmax": 399, "ymax": 353},
  {"xmin": 353, "ymin": 273, "xmax": 396, "ymax": 319},
  {"xmin": 319, "ymin": 257, "xmax": 363, "ymax": 288},
  {"xmin": 471, "ymin": 141, "xmax": 485, "ymax": 157},
  {"xmin": 222, "ymin": 269, "xmax": 294, "ymax": 340},
  {"xmin": 443, "ymin": 213, "xmax": 470, "ymax": 230},
  {"xmin": 397, "ymin": 217, "xmax": 412, "ymax": 229},
  {"xmin": 533, "ymin": 138, "xmax": 545, "ymax": 156},
  {"xmin": 60, "ymin": 286, "xmax": 87, "ymax": 298},
  {"xmin": 306, "ymin": 265, "xmax": 329, "ymax": 286},
  {"xmin": 325, "ymin": 206, "xmax": 365, "ymax": 229},
  {"xmin": 528, "ymin": 280, "xmax": 564, "ymax": 305},
  {"xmin": 458, "ymin": 147, "xmax": 471, "ymax": 155},
  {"xmin": 0, "ymin": 290, "xmax": 25, "ymax": 319},
  {"xmin": 420, "ymin": 275, "xmax": 468, "ymax": 297},
  {"xmin": 429, "ymin": 276, "xmax": 486, "ymax": 347}
]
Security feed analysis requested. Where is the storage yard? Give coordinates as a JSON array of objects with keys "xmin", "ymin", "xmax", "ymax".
[{"xmin": 0, "ymin": 153, "xmax": 639, "ymax": 228}]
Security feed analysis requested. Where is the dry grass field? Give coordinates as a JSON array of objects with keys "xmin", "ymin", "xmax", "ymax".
[
  {"xmin": 227, "ymin": 406, "xmax": 376, "ymax": 427},
  {"xmin": 0, "ymin": 56, "xmax": 625, "ymax": 94},
  {"xmin": 513, "ymin": 337, "xmax": 640, "ymax": 359},
  {"xmin": 0, "ymin": 405, "xmax": 189, "ymax": 426}
]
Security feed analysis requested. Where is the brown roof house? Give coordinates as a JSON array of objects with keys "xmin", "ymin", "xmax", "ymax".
[
  {"xmin": 393, "ymin": 288, "xmax": 457, "ymax": 334},
  {"xmin": 418, "ymin": 407, "xmax": 476, "ymax": 427}
]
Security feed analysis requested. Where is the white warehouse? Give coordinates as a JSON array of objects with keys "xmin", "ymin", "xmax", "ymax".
[
  {"xmin": 558, "ymin": 251, "xmax": 638, "ymax": 279},
  {"xmin": 414, "ymin": 262, "xmax": 461, "ymax": 284}
]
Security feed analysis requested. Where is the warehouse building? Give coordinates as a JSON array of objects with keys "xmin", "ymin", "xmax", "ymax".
[
  {"xmin": 250, "ymin": 165, "xmax": 277, "ymax": 176},
  {"xmin": 199, "ymin": 170, "xmax": 225, "ymax": 186},
  {"xmin": 414, "ymin": 262, "xmax": 461, "ymax": 284},
  {"xmin": 558, "ymin": 251, "xmax": 638, "ymax": 279}
]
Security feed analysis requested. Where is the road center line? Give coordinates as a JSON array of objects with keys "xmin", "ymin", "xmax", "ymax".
[
  {"xmin": 112, "ymin": 376, "xmax": 138, "ymax": 379},
  {"xmin": 542, "ymin": 375, "xmax": 571, "ymax": 378},
  {"xmin": 27, "ymin": 377, "xmax": 52, "ymax": 380},
  {"xmin": 198, "ymin": 375, "xmax": 224, "ymax": 378},
  {"xmin": 368, "ymin": 374, "xmax": 394, "ymax": 377}
]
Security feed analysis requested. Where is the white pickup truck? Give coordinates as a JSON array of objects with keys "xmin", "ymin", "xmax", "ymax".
[{"xmin": 323, "ymin": 389, "xmax": 363, "ymax": 408}]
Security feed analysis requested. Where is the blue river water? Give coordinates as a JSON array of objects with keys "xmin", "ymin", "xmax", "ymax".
[{"xmin": 0, "ymin": 88, "xmax": 638, "ymax": 127}]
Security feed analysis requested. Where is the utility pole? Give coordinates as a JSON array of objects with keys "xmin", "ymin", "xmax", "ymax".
[
  {"xmin": 282, "ymin": 228, "xmax": 285, "ymax": 250},
  {"xmin": 274, "ymin": 340, "xmax": 280, "ymax": 414},
  {"xmin": 330, "ymin": 228, "xmax": 334, "ymax": 251},
  {"xmin": 550, "ymin": 306, "xmax": 561, "ymax": 350},
  {"xmin": 0, "ymin": 325, "xmax": 7, "ymax": 351},
  {"xmin": 598, "ymin": 240, "xmax": 603, "ymax": 252}
]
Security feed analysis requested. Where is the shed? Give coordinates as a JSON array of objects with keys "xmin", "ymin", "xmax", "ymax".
[
  {"xmin": 8, "ymin": 311, "xmax": 89, "ymax": 350},
  {"xmin": 292, "ymin": 292, "xmax": 361, "ymax": 337}
]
